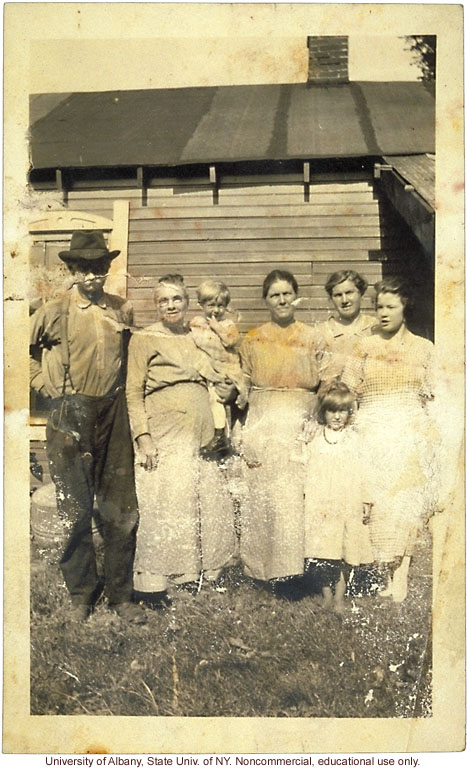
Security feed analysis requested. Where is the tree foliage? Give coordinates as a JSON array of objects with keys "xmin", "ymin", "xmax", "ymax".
[{"xmin": 405, "ymin": 36, "xmax": 436, "ymax": 81}]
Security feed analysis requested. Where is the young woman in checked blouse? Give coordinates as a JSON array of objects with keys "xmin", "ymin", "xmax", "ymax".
[{"xmin": 341, "ymin": 277, "xmax": 438, "ymax": 603}]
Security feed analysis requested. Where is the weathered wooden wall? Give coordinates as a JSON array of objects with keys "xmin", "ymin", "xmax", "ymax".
[{"xmin": 31, "ymin": 170, "xmax": 431, "ymax": 335}]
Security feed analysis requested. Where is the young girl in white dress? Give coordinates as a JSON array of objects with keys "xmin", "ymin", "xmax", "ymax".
[{"xmin": 303, "ymin": 382, "xmax": 374, "ymax": 613}]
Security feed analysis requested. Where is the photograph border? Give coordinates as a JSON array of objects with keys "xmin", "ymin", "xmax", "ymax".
[{"xmin": 3, "ymin": 1, "xmax": 465, "ymax": 755}]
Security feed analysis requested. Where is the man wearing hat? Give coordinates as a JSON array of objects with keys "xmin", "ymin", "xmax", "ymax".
[{"xmin": 30, "ymin": 230, "xmax": 145, "ymax": 623}]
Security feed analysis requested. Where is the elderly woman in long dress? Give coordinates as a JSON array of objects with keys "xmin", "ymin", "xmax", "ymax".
[
  {"xmin": 318, "ymin": 269, "xmax": 375, "ymax": 385},
  {"xmin": 342, "ymin": 277, "xmax": 438, "ymax": 602},
  {"xmin": 239, "ymin": 270, "xmax": 327, "ymax": 587},
  {"xmin": 126, "ymin": 275, "xmax": 236, "ymax": 599}
]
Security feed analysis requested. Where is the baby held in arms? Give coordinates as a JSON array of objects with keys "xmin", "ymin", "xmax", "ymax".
[{"xmin": 190, "ymin": 279, "xmax": 248, "ymax": 454}]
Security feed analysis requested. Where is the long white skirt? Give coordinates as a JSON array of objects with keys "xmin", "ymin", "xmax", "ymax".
[
  {"xmin": 133, "ymin": 383, "xmax": 237, "ymax": 592},
  {"xmin": 239, "ymin": 389, "xmax": 316, "ymax": 581},
  {"xmin": 356, "ymin": 399, "xmax": 438, "ymax": 562}
]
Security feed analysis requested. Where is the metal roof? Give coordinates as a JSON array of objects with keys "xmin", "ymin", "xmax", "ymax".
[
  {"xmin": 29, "ymin": 81, "xmax": 435, "ymax": 171},
  {"xmin": 383, "ymin": 154, "xmax": 435, "ymax": 209}
]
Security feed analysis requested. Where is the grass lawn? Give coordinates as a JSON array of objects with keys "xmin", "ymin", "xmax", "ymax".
[{"xmin": 30, "ymin": 528, "xmax": 432, "ymax": 718}]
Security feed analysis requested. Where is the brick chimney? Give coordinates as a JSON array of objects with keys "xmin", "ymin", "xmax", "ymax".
[{"xmin": 307, "ymin": 36, "xmax": 349, "ymax": 84}]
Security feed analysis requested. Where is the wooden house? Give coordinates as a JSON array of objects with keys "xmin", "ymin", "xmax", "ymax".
[{"xmin": 28, "ymin": 36, "xmax": 435, "ymax": 454}]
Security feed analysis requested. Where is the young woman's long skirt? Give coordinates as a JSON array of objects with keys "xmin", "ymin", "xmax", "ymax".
[{"xmin": 357, "ymin": 400, "xmax": 438, "ymax": 563}]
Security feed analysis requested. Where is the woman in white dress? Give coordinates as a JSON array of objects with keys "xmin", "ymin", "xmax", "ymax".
[
  {"xmin": 126, "ymin": 275, "xmax": 237, "ymax": 602},
  {"xmin": 342, "ymin": 277, "xmax": 437, "ymax": 602},
  {"xmin": 239, "ymin": 270, "xmax": 327, "ymax": 587}
]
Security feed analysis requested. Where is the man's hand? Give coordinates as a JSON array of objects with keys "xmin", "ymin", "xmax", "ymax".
[
  {"xmin": 362, "ymin": 502, "xmax": 373, "ymax": 525},
  {"xmin": 136, "ymin": 433, "xmax": 158, "ymax": 471},
  {"xmin": 214, "ymin": 379, "xmax": 237, "ymax": 404}
]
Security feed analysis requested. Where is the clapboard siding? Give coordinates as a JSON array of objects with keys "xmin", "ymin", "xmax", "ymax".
[
  {"xmin": 129, "ymin": 216, "xmax": 382, "ymax": 233},
  {"xmin": 67, "ymin": 185, "xmax": 375, "ymax": 198},
  {"xmin": 67, "ymin": 181, "xmax": 376, "ymax": 207},
  {"xmin": 67, "ymin": 173, "xmax": 371, "ymax": 193},
  {"xmin": 129, "ymin": 204, "xmax": 380, "ymax": 219},
  {"xmin": 127, "ymin": 265, "xmax": 399, "ymax": 294},
  {"xmin": 130, "ymin": 285, "xmax": 331, "ymax": 301},
  {"xmin": 34, "ymin": 236, "xmax": 401, "ymax": 255},
  {"xmin": 126, "ymin": 254, "xmax": 413, "ymax": 277},
  {"xmin": 66, "ymin": 173, "xmax": 430, "ymax": 333},
  {"xmin": 64, "ymin": 194, "xmax": 377, "ymax": 216}
]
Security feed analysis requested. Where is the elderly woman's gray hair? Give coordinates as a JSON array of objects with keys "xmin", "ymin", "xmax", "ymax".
[{"xmin": 153, "ymin": 274, "xmax": 189, "ymax": 302}]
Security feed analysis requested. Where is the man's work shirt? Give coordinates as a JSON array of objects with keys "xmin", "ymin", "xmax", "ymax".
[{"xmin": 30, "ymin": 285, "xmax": 133, "ymax": 398}]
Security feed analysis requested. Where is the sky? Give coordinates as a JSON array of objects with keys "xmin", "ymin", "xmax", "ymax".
[{"xmin": 29, "ymin": 35, "xmax": 421, "ymax": 94}]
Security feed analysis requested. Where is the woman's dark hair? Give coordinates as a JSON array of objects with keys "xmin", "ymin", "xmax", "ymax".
[
  {"xmin": 325, "ymin": 270, "xmax": 368, "ymax": 298},
  {"xmin": 262, "ymin": 270, "xmax": 298, "ymax": 299},
  {"xmin": 316, "ymin": 382, "xmax": 356, "ymax": 424},
  {"xmin": 374, "ymin": 276, "xmax": 412, "ymax": 312}
]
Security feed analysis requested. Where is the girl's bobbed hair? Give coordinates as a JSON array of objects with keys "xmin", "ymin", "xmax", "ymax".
[
  {"xmin": 374, "ymin": 276, "xmax": 412, "ymax": 313},
  {"xmin": 316, "ymin": 381, "xmax": 356, "ymax": 424},
  {"xmin": 262, "ymin": 270, "xmax": 298, "ymax": 299},
  {"xmin": 325, "ymin": 270, "xmax": 368, "ymax": 298}
]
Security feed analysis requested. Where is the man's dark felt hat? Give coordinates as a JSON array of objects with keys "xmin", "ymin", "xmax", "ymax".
[{"xmin": 58, "ymin": 231, "xmax": 120, "ymax": 263}]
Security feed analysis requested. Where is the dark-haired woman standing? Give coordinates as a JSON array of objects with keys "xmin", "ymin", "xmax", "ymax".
[
  {"xmin": 239, "ymin": 270, "xmax": 327, "ymax": 585},
  {"xmin": 342, "ymin": 277, "xmax": 437, "ymax": 602}
]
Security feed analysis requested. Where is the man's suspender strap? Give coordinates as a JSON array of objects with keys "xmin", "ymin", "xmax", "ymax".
[{"xmin": 60, "ymin": 294, "xmax": 75, "ymax": 395}]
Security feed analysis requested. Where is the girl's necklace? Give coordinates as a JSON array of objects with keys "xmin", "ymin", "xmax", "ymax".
[{"xmin": 323, "ymin": 425, "xmax": 342, "ymax": 445}]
